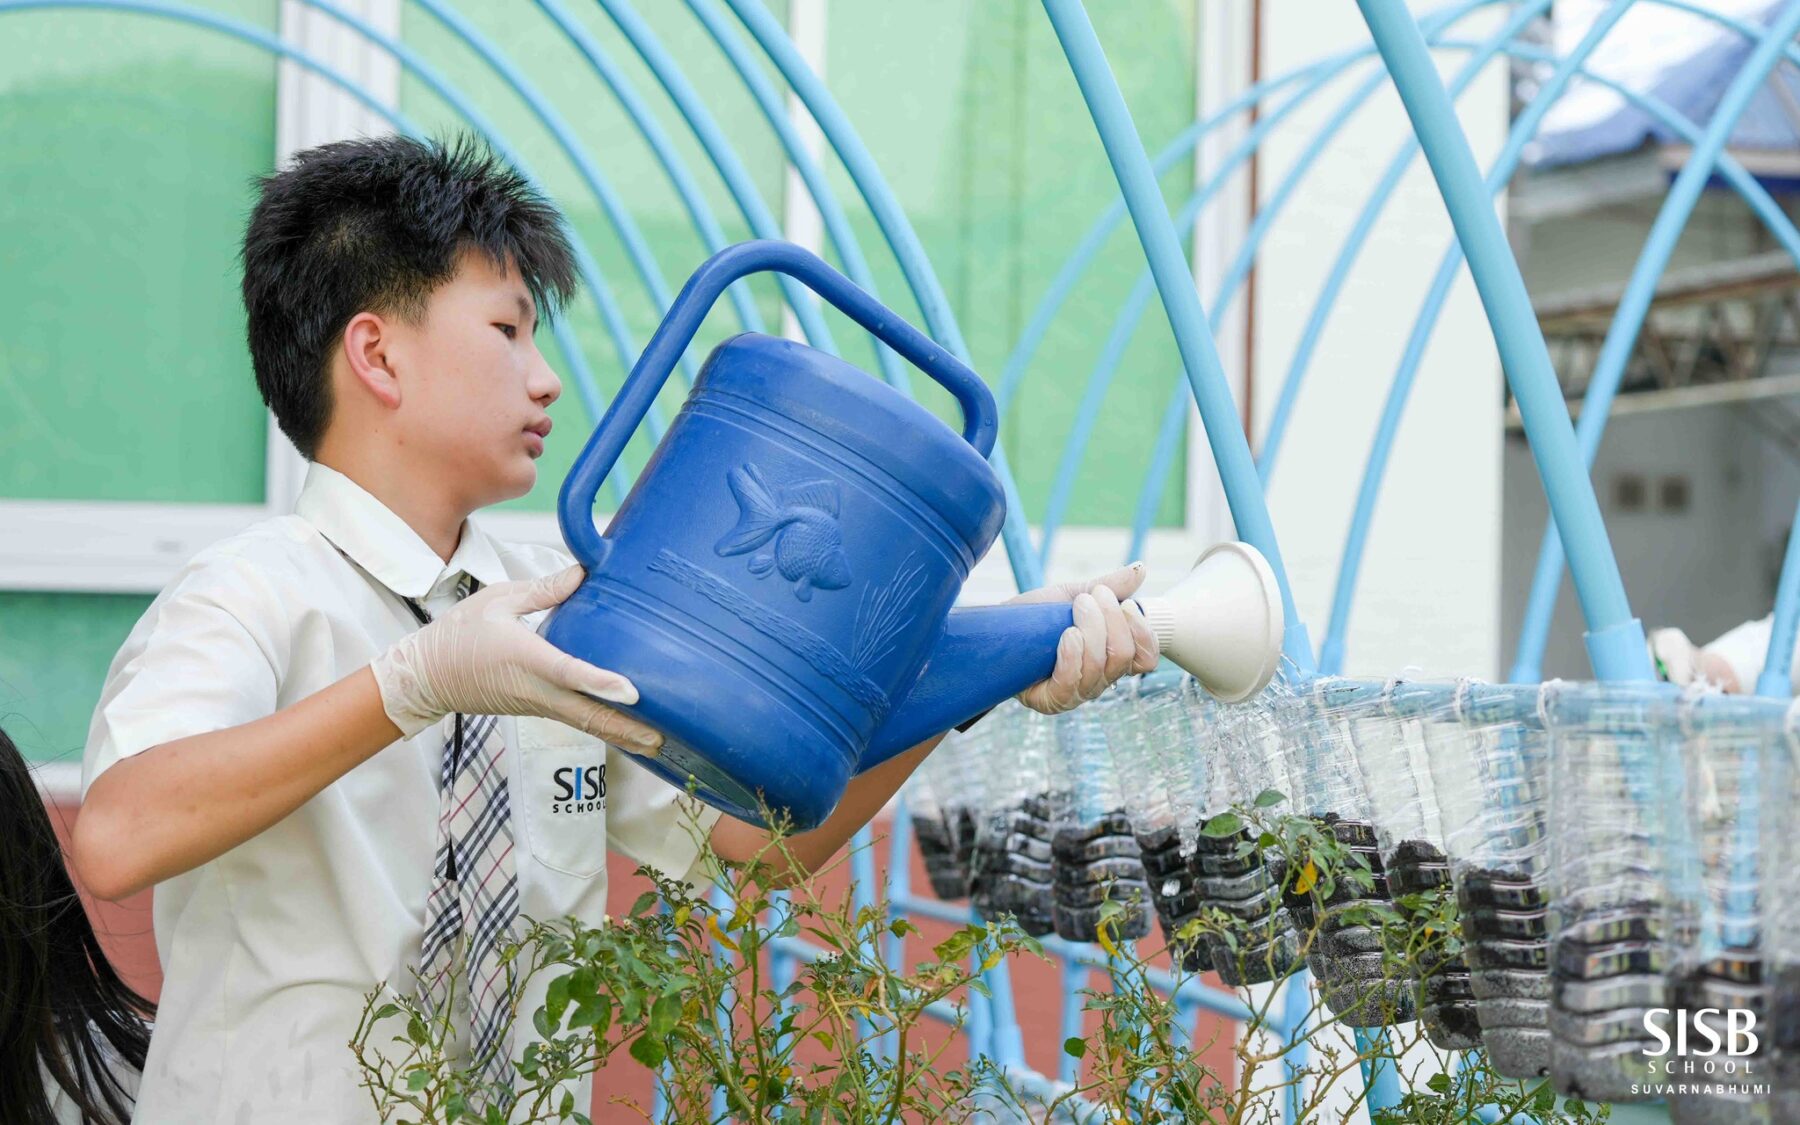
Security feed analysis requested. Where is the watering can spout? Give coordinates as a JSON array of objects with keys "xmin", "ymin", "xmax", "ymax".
[{"xmin": 860, "ymin": 542, "xmax": 1287, "ymax": 770}]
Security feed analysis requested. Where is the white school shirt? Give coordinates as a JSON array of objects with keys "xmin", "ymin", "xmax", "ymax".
[{"xmin": 82, "ymin": 463, "xmax": 721, "ymax": 1124}]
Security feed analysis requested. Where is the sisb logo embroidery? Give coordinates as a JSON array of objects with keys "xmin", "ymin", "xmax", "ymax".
[{"xmin": 550, "ymin": 762, "xmax": 606, "ymax": 815}]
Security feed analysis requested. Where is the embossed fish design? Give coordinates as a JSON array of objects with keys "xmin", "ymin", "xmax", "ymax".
[{"xmin": 716, "ymin": 464, "xmax": 853, "ymax": 601}]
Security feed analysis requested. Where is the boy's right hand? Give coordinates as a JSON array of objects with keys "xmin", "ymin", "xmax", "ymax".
[{"xmin": 370, "ymin": 565, "xmax": 664, "ymax": 755}]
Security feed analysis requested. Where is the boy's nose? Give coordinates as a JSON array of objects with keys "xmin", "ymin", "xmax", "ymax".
[{"xmin": 529, "ymin": 350, "xmax": 562, "ymax": 406}]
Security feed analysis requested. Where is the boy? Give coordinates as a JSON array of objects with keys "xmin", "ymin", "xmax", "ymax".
[{"xmin": 73, "ymin": 135, "xmax": 1156, "ymax": 1122}]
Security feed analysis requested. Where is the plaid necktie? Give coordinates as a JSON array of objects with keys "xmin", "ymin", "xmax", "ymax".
[{"xmin": 402, "ymin": 576, "xmax": 521, "ymax": 1101}]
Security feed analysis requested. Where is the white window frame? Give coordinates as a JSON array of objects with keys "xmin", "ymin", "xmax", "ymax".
[{"xmin": 0, "ymin": 0, "xmax": 404, "ymax": 595}]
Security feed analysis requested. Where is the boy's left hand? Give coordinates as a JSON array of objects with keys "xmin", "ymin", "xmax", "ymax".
[{"xmin": 1009, "ymin": 562, "xmax": 1158, "ymax": 715}]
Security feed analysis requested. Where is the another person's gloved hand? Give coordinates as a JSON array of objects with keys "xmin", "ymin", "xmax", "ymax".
[
  {"xmin": 1648, "ymin": 626, "xmax": 1700, "ymax": 686},
  {"xmin": 1009, "ymin": 563, "xmax": 1160, "ymax": 715},
  {"xmin": 371, "ymin": 565, "xmax": 664, "ymax": 755},
  {"xmin": 1647, "ymin": 625, "xmax": 1745, "ymax": 693}
]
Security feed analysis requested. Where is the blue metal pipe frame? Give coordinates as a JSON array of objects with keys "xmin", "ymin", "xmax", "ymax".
[
  {"xmin": 1510, "ymin": 0, "xmax": 1800, "ymax": 682},
  {"xmin": 1355, "ymin": 0, "xmax": 1651, "ymax": 684},
  {"xmin": 1323, "ymin": 3, "xmax": 1800, "ymax": 675}
]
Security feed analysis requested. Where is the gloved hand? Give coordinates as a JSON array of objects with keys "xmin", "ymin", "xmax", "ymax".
[
  {"xmin": 1647, "ymin": 626, "xmax": 1700, "ymax": 686},
  {"xmin": 1009, "ymin": 562, "xmax": 1160, "ymax": 715},
  {"xmin": 370, "ymin": 565, "xmax": 664, "ymax": 755}
]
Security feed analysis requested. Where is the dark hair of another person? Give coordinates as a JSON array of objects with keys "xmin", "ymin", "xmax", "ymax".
[
  {"xmin": 241, "ymin": 133, "xmax": 579, "ymax": 458},
  {"xmin": 0, "ymin": 727, "xmax": 153, "ymax": 1124}
]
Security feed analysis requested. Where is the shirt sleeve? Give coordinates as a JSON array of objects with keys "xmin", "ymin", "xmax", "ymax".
[
  {"xmin": 602, "ymin": 747, "xmax": 725, "ymax": 891},
  {"xmin": 83, "ymin": 552, "xmax": 285, "ymax": 795}
]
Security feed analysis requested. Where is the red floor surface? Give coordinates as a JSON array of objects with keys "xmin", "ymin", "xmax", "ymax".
[{"xmin": 46, "ymin": 798, "xmax": 1238, "ymax": 1120}]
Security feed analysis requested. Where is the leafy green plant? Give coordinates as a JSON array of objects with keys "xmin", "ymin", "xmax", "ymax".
[
  {"xmin": 352, "ymin": 820, "xmax": 1035, "ymax": 1124},
  {"xmin": 353, "ymin": 794, "xmax": 1609, "ymax": 1125}
]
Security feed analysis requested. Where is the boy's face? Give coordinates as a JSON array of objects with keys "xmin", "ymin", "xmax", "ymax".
[{"xmin": 390, "ymin": 249, "xmax": 562, "ymax": 510}]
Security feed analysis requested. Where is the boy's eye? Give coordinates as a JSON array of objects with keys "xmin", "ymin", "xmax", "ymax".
[{"xmin": 495, "ymin": 323, "xmax": 517, "ymax": 340}]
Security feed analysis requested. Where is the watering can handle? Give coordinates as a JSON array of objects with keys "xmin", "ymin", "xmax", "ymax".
[{"xmin": 558, "ymin": 240, "xmax": 1000, "ymax": 570}]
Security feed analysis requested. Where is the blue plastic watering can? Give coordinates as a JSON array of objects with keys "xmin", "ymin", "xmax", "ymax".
[{"xmin": 542, "ymin": 241, "xmax": 1283, "ymax": 830}]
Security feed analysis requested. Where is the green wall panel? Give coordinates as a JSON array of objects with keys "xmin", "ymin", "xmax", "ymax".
[
  {"xmin": 0, "ymin": 5, "xmax": 278, "ymax": 504},
  {"xmin": 0, "ymin": 592, "xmax": 151, "ymax": 766},
  {"xmin": 823, "ymin": 0, "xmax": 1196, "ymax": 528}
]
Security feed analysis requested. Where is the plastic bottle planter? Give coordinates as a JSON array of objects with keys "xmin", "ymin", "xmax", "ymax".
[
  {"xmin": 1544, "ymin": 681, "xmax": 1688, "ymax": 1103},
  {"xmin": 967, "ymin": 704, "xmax": 1057, "ymax": 937},
  {"xmin": 1763, "ymin": 702, "xmax": 1800, "ymax": 1124},
  {"xmin": 1424, "ymin": 681, "xmax": 1555, "ymax": 1080},
  {"xmin": 907, "ymin": 731, "xmax": 977, "ymax": 901},
  {"xmin": 1047, "ymin": 702, "xmax": 1153, "ymax": 944},
  {"xmin": 1198, "ymin": 684, "xmax": 1301, "ymax": 988},
  {"xmin": 1115, "ymin": 677, "xmax": 1207, "ymax": 966},
  {"xmin": 1670, "ymin": 694, "xmax": 1779, "ymax": 1125},
  {"xmin": 1286, "ymin": 679, "xmax": 1415, "ymax": 1027},
  {"xmin": 1362, "ymin": 680, "xmax": 1479, "ymax": 1051}
]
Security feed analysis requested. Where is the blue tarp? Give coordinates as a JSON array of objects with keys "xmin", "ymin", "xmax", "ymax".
[{"xmin": 1528, "ymin": 0, "xmax": 1800, "ymax": 167}]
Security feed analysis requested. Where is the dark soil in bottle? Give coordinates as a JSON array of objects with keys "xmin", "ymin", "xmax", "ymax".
[
  {"xmin": 1051, "ymin": 807, "xmax": 1152, "ymax": 942},
  {"xmin": 913, "ymin": 812, "xmax": 970, "ymax": 901},
  {"xmin": 969, "ymin": 792, "xmax": 1056, "ymax": 936}
]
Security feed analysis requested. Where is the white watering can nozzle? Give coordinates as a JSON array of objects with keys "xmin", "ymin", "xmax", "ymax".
[{"xmin": 1132, "ymin": 541, "xmax": 1285, "ymax": 704}]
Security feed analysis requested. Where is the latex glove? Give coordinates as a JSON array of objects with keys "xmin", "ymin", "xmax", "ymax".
[
  {"xmin": 371, "ymin": 565, "xmax": 664, "ymax": 755},
  {"xmin": 1647, "ymin": 626, "xmax": 1700, "ymax": 686},
  {"xmin": 1009, "ymin": 563, "xmax": 1159, "ymax": 715}
]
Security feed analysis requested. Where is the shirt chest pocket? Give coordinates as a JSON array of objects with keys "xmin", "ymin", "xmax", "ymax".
[{"xmin": 515, "ymin": 718, "xmax": 609, "ymax": 879}]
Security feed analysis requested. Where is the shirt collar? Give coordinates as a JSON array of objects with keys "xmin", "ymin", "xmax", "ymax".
[{"xmin": 294, "ymin": 463, "xmax": 511, "ymax": 599}]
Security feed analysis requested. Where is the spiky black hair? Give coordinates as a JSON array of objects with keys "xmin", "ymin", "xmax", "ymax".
[{"xmin": 241, "ymin": 134, "xmax": 577, "ymax": 457}]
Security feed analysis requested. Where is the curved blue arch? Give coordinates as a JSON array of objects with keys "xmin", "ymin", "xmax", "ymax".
[
  {"xmin": 0, "ymin": 0, "xmax": 637, "ymax": 507},
  {"xmin": 1039, "ymin": 0, "xmax": 1310, "ymax": 670},
  {"xmin": 530, "ymin": 0, "xmax": 764, "ymax": 335},
  {"xmin": 593, "ymin": 0, "xmax": 839, "ymax": 357},
  {"xmin": 1358, "ymin": 0, "xmax": 1650, "ymax": 682},
  {"xmin": 407, "ymin": 0, "xmax": 711, "ymax": 396},
  {"xmin": 1106, "ymin": 0, "xmax": 1549, "ymax": 565},
  {"xmin": 1035, "ymin": 68, "xmax": 1330, "ymax": 567},
  {"xmin": 1511, "ymin": 0, "xmax": 1800, "ymax": 682},
  {"xmin": 1326, "ymin": 6, "xmax": 1800, "ymax": 676},
  {"xmin": 995, "ymin": 0, "xmax": 1502, "ymax": 419},
  {"xmin": 723, "ymin": 0, "xmax": 1040, "ymax": 592},
  {"xmin": 683, "ymin": 0, "xmax": 911, "ymax": 393}
]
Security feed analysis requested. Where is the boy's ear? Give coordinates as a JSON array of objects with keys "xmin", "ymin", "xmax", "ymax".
[{"xmin": 341, "ymin": 311, "xmax": 403, "ymax": 410}]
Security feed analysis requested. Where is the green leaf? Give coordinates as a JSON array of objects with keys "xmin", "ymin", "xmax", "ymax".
[
  {"xmin": 406, "ymin": 1015, "xmax": 430, "ymax": 1046},
  {"xmin": 630, "ymin": 891, "xmax": 659, "ymax": 918},
  {"xmin": 650, "ymin": 992, "xmax": 682, "ymax": 1037},
  {"xmin": 628, "ymin": 1033, "xmax": 666, "ymax": 1069},
  {"xmin": 1200, "ymin": 812, "xmax": 1243, "ymax": 839},
  {"xmin": 406, "ymin": 1068, "xmax": 432, "ymax": 1092},
  {"xmin": 933, "ymin": 927, "xmax": 980, "ymax": 963},
  {"xmin": 1254, "ymin": 788, "xmax": 1286, "ymax": 808},
  {"xmin": 1426, "ymin": 1072, "xmax": 1450, "ymax": 1093},
  {"xmin": 544, "ymin": 974, "xmax": 571, "ymax": 1030},
  {"xmin": 372, "ymin": 1003, "xmax": 400, "ymax": 1022},
  {"xmin": 1063, "ymin": 1036, "xmax": 1088, "ymax": 1059},
  {"xmin": 889, "ymin": 918, "xmax": 919, "ymax": 939}
]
